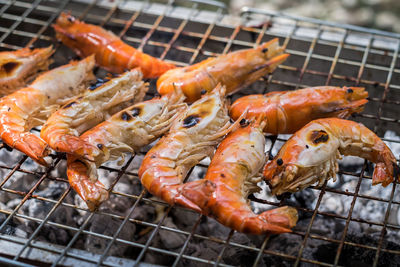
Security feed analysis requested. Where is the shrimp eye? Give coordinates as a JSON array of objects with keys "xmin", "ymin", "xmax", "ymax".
[
  {"xmin": 131, "ymin": 107, "xmax": 141, "ymax": 117},
  {"xmin": 240, "ymin": 118, "xmax": 249, "ymax": 127},
  {"xmin": 200, "ymin": 89, "xmax": 207, "ymax": 95},
  {"xmin": 67, "ymin": 16, "xmax": 75, "ymax": 23},
  {"xmin": 277, "ymin": 158, "xmax": 283, "ymax": 166},
  {"xmin": 309, "ymin": 130, "xmax": 329, "ymax": 144},
  {"xmin": 121, "ymin": 112, "xmax": 132, "ymax": 121},
  {"xmin": 347, "ymin": 88, "xmax": 354, "ymax": 93},
  {"xmin": 183, "ymin": 115, "xmax": 200, "ymax": 128},
  {"xmin": 97, "ymin": 144, "xmax": 103, "ymax": 149},
  {"xmin": 262, "ymin": 47, "xmax": 269, "ymax": 53}
]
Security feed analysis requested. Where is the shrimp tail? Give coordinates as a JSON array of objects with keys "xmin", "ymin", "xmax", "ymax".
[
  {"xmin": 10, "ymin": 134, "xmax": 51, "ymax": 166},
  {"xmin": 258, "ymin": 206, "xmax": 298, "ymax": 234},
  {"xmin": 173, "ymin": 179, "xmax": 214, "ymax": 213},
  {"xmin": 372, "ymin": 159, "xmax": 400, "ymax": 187},
  {"xmin": 67, "ymin": 155, "xmax": 108, "ymax": 211}
]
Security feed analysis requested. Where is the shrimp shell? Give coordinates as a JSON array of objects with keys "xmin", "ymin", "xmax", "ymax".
[
  {"xmin": 157, "ymin": 38, "xmax": 289, "ymax": 102},
  {"xmin": 230, "ymin": 86, "xmax": 368, "ymax": 134},
  {"xmin": 0, "ymin": 46, "xmax": 54, "ymax": 95},
  {"xmin": 264, "ymin": 118, "xmax": 400, "ymax": 195},
  {"xmin": 66, "ymin": 93, "xmax": 186, "ymax": 210},
  {"xmin": 138, "ymin": 84, "xmax": 242, "ymax": 207},
  {"xmin": 0, "ymin": 56, "xmax": 95, "ymax": 165},
  {"xmin": 53, "ymin": 12, "xmax": 175, "ymax": 78},
  {"xmin": 172, "ymin": 122, "xmax": 298, "ymax": 234},
  {"xmin": 40, "ymin": 69, "xmax": 147, "ymax": 158}
]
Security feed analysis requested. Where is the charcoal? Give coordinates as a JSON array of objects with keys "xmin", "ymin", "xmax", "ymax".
[
  {"xmin": 222, "ymin": 233, "xmax": 263, "ymax": 266},
  {"xmin": 85, "ymin": 211, "xmax": 136, "ymax": 257},
  {"xmin": 314, "ymin": 234, "xmax": 400, "ymax": 267},
  {"xmin": 6, "ymin": 198, "xmax": 22, "ymax": 210},
  {"xmin": 171, "ymin": 207, "xmax": 200, "ymax": 230},
  {"xmin": 0, "ymin": 213, "xmax": 28, "ymax": 239},
  {"xmin": 159, "ymin": 217, "xmax": 186, "ymax": 249},
  {"xmin": 142, "ymin": 233, "xmax": 175, "ymax": 266}
]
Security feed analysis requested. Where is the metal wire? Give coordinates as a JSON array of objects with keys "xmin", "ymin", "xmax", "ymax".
[{"xmin": 0, "ymin": 0, "xmax": 399, "ymax": 266}]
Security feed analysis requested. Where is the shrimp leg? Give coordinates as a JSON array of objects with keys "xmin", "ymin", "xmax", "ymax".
[{"xmin": 0, "ymin": 56, "xmax": 95, "ymax": 165}]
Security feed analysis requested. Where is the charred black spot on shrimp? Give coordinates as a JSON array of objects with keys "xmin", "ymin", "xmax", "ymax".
[
  {"xmin": 131, "ymin": 107, "xmax": 141, "ymax": 117},
  {"xmin": 120, "ymin": 112, "xmax": 132, "ymax": 121},
  {"xmin": 1, "ymin": 62, "xmax": 20, "ymax": 75},
  {"xmin": 183, "ymin": 115, "xmax": 201, "ymax": 128},
  {"xmin": 63, "ymin": 101, "xmax": 76, "ymax": 109},
  {"xmin": 309, "ymin": 130, "xmax": 329, "ymax": 144}
]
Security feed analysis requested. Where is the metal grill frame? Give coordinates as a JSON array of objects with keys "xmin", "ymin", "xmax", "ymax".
[{"xmin": 0, "ymin": 0, "xmax": 399, "ymax": 266}]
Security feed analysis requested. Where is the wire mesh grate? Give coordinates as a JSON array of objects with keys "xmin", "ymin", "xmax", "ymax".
[{"xmin": 0, "ymin": 0, "xmax": 399, "ymax": 266}]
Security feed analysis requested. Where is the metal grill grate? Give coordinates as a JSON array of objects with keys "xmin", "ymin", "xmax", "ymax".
[{"xmin": 0, "ymin": 0, "xmax": 399, "ymax": 266}]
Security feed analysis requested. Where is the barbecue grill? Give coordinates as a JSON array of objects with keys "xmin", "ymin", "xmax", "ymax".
[{"xmin": 0, "ymin": 0, "xmax": 399, "ymax": 266}]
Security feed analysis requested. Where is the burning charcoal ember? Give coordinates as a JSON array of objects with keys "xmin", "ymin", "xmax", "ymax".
[{"xmin": 84, "ymin": 212, "xmax": 136, "ymax": 257}]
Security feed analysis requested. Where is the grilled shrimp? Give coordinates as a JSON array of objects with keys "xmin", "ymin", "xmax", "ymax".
[
  {"xmin": 0, "ymin": 46, "xmax": 54, "ymax": 95},
  {"xmin": 0, "ymin": 56, "xmax": 95, "ymax": 166},
  {"xmin": 157, "ymin": 38, "xmax": 288, "ymax": 102},
  {"xmin": 53, "ymin": 12, "xmax": 175, "ymax": 78},
  {"xmin": 67, "ymin": 93, "xmax": 186, "ymax": 210},
  {"xmin": 138, "ymin": 84, "xmax": 242, "ymax": 208},
  {"xmin": 264, "ymin": 118, "xmax": 400, "ymax": 195},
  {"xmin": 230, "ymin": 86, "xmax": 368, "ymax": 134},
  {"xmin": 40, "ymin": 69, "xmax": 147, "ymax": 158},
  {"xmin": 171, "ymin": 121, "xmax": 298, "ymax": 234}
]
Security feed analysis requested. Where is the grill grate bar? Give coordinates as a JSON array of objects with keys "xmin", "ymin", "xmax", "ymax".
[
  {"xmin": 25, "ymin": 0, "xmax": 70, "ymax": 48},
  {"xmin": 133, "ymin": 167, "xmax": 197, "ymax": 266},
  {"xmin": 51, "ymin": 154, "xmax": 135, "ymax": 266},
  {"xmin": 325, "ymin": 30, "xmax": 347, "ymax": 85},
  {"xmin": 0, "ymin": 0, "xmax": 42, "ymax": 44},
  {"xmin": 96, "ymin": 189, "xmax": 147, "ymax": 266},
  {"xmin": 294, "ymin": 180, "xmax": 329, "ymax": 266},
  {"xmin": 0, "ymin": 158, "xmax": 61, "ymax": 234},
  {"xmin": 13, "ymin": 186, "xmax": 72, "ymax": 261},
  {"xmin": 333, "ymin": 162, "xmax": 366, "ymax": 265},
  {"xmin": 372, "ymin": 39, "xmax": 400, "ymax": 266},
  {"xmin": 0, "ymin": 0, "xmax": 399, "ymax": 266},
  {"xmin": 373, "ymin": 182, "xmax": 398, "ymax": 266},
  {"xmin": 212, "ymin": 229, "xmax": 235, "ymax": 267},
  {"xmin": 172, "ymin": 214, "xmax": 203, "ymax": 267}
]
